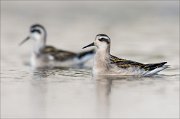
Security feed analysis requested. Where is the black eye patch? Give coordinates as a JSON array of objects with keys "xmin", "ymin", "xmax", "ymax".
[
  {"xmin": 99, "ymin": 38, "xmax": 110, "ymax": 44},
  {"xmin": 31, "ymin": 29, "xmax": 41, "ymax": 34}
]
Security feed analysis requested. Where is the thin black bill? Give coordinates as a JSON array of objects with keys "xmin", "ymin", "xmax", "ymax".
[
  {"xmin": 19, "ymin": 36, "xmax": 30, "ymax": 46},
  {"xmin": 82, "ymin": 42, "xmax": 94, "ymax": 49}
]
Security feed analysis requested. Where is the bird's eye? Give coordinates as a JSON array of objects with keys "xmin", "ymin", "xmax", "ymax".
[
  {"xmin": 98, "ymin": 38, "xmax": 110, "ymax": 44},
  {"xmin": 31, "ymin": 29, "xmax": 41, "ymax": 34},
  {"xmin": 99, "ymin": 38, "xmax": 106, "ymax": 42}
]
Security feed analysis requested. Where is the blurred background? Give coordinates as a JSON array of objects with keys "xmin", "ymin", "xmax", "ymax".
[
  {"xmin": 1, "ymin": 1, "xmax": 179, "ymax": 118},
  {"xmin": 1, "ymin": 1, "xmax": 179, "ymax": 68}
]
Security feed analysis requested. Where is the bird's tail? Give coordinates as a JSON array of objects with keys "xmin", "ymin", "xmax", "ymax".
[
  {"xmin": 76, "ymin": 49, "xmax": 95, "ymax": 65},
  {"xmin": 143, "ymin": 62, "xmax": 169, "ymax": 76}
]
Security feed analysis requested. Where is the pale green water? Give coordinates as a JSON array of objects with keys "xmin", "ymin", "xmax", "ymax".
[{"xmin": 1, "ymin": 1, "xmax": 179, "ymax": 118}]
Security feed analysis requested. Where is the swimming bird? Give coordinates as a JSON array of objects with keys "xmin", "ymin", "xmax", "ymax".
[
  {"xmin": 20, "ymin": 24, "xmax": 95, "ymax": 68},
  {"xmin": 83, "ymin": 34, "xmax": 168, "ymax": 76}
]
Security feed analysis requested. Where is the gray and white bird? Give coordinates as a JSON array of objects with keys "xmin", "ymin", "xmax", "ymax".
[
  {"xmin": 83, "ymin": 34, "xmax": 168, "ymax": 76},
  {"xmin": 20, "ymin": 24, "xmax": 95, "ymax": 68}
]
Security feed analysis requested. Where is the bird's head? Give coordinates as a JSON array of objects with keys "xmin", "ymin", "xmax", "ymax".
[{"xmin": 83, "ymin": 34, "xmax": 111, "ymax": 50}]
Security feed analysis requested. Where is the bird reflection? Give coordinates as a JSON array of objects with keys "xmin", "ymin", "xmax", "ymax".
[
  {"xmin": 93, "ymin": 76, "xmax": 112, "ymax": 118},
  {"xmin": 28, "ymin": 68, "xmax": 52, "ymax": 117},
  {"xmin": 93, "ymin": 75, "xmax": 145, "ymax": 118},
  {"xmin": 32, "ymin": 67, "xmax": 69, "ymax": 79}
]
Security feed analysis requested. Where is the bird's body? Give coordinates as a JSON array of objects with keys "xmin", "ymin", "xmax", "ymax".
[
  {"xmin": 20, "ymin": 24, "xmax": 95, "ymax": 68},
  {"xmin": 30, "ymin": 45, "xmax": 94, "ymax": 68},
  {"xmin": 93, "ymin": 53, "xmax": 168, "ymax": 76},
  {"xmin": 83, "ymin": 34, "xmax": 168, "ymax": 76}
]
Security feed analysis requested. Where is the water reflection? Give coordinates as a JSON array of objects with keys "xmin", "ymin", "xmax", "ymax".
[
  {"xmin": 29, "ymin": 78, "xmax": 47, "ymax": 117},
  {"xmin": 32, "ymin": 67, "xmax": 91, "ymax": 79},
  {"xmin": 93, "ymin": 76, "xmax": 137, "ymax": 118},
  {"xmin": 94, "ymin": 76, "xmax": 112, "ymax": 118},
  {"xmin": 28, "ymin": 69, "xmax": 49, "ymax": 118},
  {"xmin": 93, "ymin": 75, "xmax": 179, "ymax": 118}
]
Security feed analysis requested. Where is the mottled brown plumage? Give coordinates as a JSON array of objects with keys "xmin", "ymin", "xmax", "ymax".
[
  {"xmin": 110, "ymin": 55, "xmax": 167, "ymax": 71},
  {"xmin": 41, "ymin": 46, "xmax": 77, "ymax": 61}
]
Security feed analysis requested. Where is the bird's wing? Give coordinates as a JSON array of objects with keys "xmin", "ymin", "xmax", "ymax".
[
  {"xmin": 110, "ymin": 55, "xmax": 145, "ymax": 69},
  {"xmin": 110, "ymin": 55, "xmax": 167, "ymax": 71},
  {"xmin": 143, "ymin": 62, "xmax": 167, "ymax": 71},
  {"xmin": 41, "ymin": 46, "xmax": 77, "ymax": 61}
]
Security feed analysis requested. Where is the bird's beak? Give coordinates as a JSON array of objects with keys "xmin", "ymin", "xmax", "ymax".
[
  {"xmin": 82, "ymin": 42, "xmax": 95, "ymax": 49},
  {"xmin": 19, "ymin": 36, "xmax": 30, "ymax": 46}
]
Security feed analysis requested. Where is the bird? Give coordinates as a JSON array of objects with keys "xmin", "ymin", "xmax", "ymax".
[
  {"xmin": 20, "ymin": 24, "xmax": 95, "ymax": 68},
  {"xmin": 83, "ymin": 34, "xmax": 169, "ymax": 76}
]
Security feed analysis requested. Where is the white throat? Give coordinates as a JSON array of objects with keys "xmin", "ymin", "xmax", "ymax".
[{"xmin": 32, "ymin": 33, "xmax": 45, "ymax": 54}]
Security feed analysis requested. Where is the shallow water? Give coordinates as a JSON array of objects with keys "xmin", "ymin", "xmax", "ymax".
[{"xmin": 1, "ymin": 1, "xmax": 179, "ymax": 118}]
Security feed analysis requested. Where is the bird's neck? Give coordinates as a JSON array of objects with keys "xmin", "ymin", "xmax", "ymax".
[
  {"xmin": 96, "ymin": 46, "xmax": 110, "ymax": 60},
  {"xmin": 34, "ymin": 37, "xmax": 46, "ymax": 54},
  {"xmin": 93, "ymin": 46, "xmax": 111, "ymax": 74}
]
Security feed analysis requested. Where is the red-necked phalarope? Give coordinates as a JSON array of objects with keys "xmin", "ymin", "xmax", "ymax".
[
  {"xmin": 83, "ymin": 34, "xmax": 169, "ymax": 76},
  {"xmin": 20, "ymin": 24, "xmax": 95, "ymax": 68}
]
